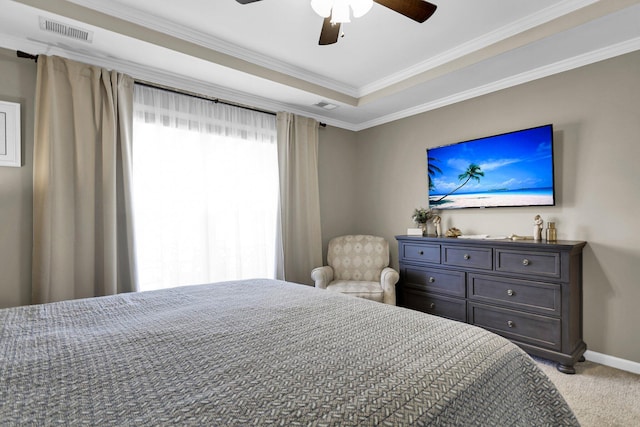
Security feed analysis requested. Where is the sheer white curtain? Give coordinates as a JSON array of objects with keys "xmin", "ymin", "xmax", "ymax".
[{"xmin": 132, "ymin": 84, "xmax": 278, "ymax": 291}]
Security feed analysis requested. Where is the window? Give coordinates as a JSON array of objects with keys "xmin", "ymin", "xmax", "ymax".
[{"xmin": 132, "ymin": 84, "xmax": 278, "ymax": 291}]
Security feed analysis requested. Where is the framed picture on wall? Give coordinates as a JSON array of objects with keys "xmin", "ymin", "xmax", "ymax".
[{"xmin": 0, "ymin": 100, "xmax": 21, "ymax": 167}]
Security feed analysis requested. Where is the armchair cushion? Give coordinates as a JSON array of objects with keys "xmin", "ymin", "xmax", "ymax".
[
  {"xmin": 326, "ymin": 281, "xmax": 383, "ymax": 301},
  {"xmin": 328, "ymin": 235, "xmax": 389, "ymax": 281}
]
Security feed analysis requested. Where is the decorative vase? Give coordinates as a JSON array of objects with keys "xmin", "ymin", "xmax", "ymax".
[{"xmin": 418, "ymin": 222, "xmax": 428, "ymax": 236}]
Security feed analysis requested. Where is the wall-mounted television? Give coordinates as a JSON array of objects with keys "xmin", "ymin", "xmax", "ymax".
[{"xmin": 427, "ymin": 124, "xmax": 555, "ymax": 209}]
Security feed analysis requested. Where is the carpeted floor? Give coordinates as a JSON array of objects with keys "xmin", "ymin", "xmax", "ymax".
[{"xmin": 534, "ymin": 357, "xmax": 640, "ymax": 427}]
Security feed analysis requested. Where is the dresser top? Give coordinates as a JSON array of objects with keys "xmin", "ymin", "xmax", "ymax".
[{"xmin": 395, "ymin": 235, "xmax": 587, "ymax": 252}]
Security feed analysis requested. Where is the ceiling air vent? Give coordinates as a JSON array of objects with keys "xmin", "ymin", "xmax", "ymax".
[
  {"xmin": 39, "ymin": 17, "xmax": 93, "ymax": 43},
  {"xmin": 314, "ymin": 101, "xmax": 338, "ymax": 110}
]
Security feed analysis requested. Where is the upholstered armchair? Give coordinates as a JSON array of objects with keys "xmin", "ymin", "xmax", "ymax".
[{"xmin": 311, "ymin": 235, "xmax": 399, "ymax": 305}]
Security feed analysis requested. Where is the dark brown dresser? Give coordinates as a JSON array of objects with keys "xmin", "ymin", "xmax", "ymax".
[{"xmin": 396, "ymin": 235, "xmax": 587, "ymax": 373}]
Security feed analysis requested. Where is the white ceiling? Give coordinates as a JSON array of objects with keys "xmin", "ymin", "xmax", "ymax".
[{"xmin": 2, "ymin": 0, "xmax": 640, "ymax": 130}]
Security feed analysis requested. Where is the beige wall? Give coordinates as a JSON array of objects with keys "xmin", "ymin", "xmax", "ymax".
[
  {"xmin": 317, "ymin": 125, "xmax": 359, "ymax": 264},
  {"xmin": 340, "ymin": 51, "xmax": 639, "ymax": 363},
  {"xmin": 0, "ymin": 48, "xmax": 36, "ymax": 308}
]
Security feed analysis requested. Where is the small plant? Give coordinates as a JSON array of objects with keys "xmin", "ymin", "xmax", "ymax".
[{"xmin": 412, "ymin": 208, "xmax": 433, "ymax": 225}]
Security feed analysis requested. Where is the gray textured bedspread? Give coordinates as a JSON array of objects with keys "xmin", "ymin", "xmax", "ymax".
[{"xmin": 0, "ymin": 279, "xmax": 578, "ymax": 426}]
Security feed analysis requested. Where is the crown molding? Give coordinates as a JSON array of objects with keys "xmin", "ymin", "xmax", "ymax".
[
  {"xmin": 358, "ymin": 0, "xmax": 599, "ymax": 96},
  {"xmin": 66, "ymin": 0, "xmax": 360, "ymax": 98},
  {"xmin": 14, "ymin": 0, "xmax": 358, "ymax": 106},
  {"xmin": 69, "ymin": 0, "xmax": 599, "ymax": 99},
  {"xmin": 67, "ymin": 0, "xmax": 602, "ymax": 100},
  {"xmin": 4, "ymin": 24, "xmax": 638, "ymax": 132},
  {"xmin": 357, "ymin": 0, "xmax": 640, "ymax": 107},
  {"xmin": 1, "ymin": 32, "xmax": 361, "ymax": 131},
  {"xmin": 352, "ymin": 37, "xmax": 640, "ymax": 131}
]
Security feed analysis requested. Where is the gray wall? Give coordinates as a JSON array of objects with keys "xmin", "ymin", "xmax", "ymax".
[
  {"xmin": 319, "ymin": 51, "xmax": 640, "ymax": 363},
  {"xmin": 0, "ymin": 48, "xmax": 36, "ymax": 308}
]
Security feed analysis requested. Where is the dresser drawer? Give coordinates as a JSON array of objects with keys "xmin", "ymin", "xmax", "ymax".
[
  {"xmin": 495, "ymin": 249, "xmax": 561, "ymax": 280},
  {"xmin": 401, "ymin": 243, "xmax": 441, "ymax": 264},
  {"xmin": 468, "ymin": 273, "xmax": 561, "ymax": 316},
  {"xmin": 404, "ymin": 266, "xmax": 465, "ymax": 297},
  {"xmin": 404, "ymin": 288, "xmax": 466, "ymax": 322},
  {"xmin": 469, "ymin": 303, "xmax": 561, "ymax": 351},
  {"xmin": 442, "ymin": 245, "xmax": 492, "ymax": 270}
]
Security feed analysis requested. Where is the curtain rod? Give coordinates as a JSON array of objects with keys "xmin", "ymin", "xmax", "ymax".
[
  {"xmin": 17, "ymin": 51, "xmax": 38, "ymax": 62},
  {"xmin": 136, "ymin": 81, "xmax": 326, "ymax": 127},
  {"xmin": 16, "ymin": 50, "xmax": 326, "ymax": 127},
  {"xmin": 135, "ymin": 80, "xmax": 277, "ymax": 117}
]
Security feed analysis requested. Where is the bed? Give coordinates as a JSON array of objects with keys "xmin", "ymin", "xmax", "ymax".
[{"xmin": 0, "ymin": 279, "xmax": 578, "ymax": 426}]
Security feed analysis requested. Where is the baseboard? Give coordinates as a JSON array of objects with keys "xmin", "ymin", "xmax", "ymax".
[{"xmin": 584, "ymin": 350, "xmax": 640, "ymax": 375}]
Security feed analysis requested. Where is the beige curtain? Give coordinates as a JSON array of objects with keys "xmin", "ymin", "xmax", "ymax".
[
  {"xmin": 275, "ymin": 112, "xmax": 323, "ymax": 285},
  {"xmin": 32, "ymin": 55, "xmax": 137, "ymax": 303}
]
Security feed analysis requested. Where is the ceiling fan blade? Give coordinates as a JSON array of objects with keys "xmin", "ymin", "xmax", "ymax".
[
  {"xmin": 373, "ymin": 0, "xmax": 437, "ymax": 23},
  {"xmin": 236, "ymin": 0, "xmax": 262, "ymax": 4},
  {"xmin": 319, "ymin": 17, "xmax": 341, "ymax": 45}
]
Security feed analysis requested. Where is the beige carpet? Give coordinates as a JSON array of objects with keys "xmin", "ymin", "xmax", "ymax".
[{"xmin": 534, "ymin": 357, "xmax": 640, "ymax": 427}]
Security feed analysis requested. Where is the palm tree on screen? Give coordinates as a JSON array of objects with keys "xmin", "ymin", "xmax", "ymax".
[
  {"xmin": 428, "ymin": 156, "xmax": 442, "ymax": 191},
  {"xmin": 433, "ymin": 163, "xmax": 484, "ymax": 203}
]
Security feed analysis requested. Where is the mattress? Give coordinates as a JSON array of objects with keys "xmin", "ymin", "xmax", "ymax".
[{"xmin": 0, "ymin": 279, "xmax": 578, "ymax": 425}]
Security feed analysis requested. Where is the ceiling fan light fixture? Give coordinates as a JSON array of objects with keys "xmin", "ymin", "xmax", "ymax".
[
  {"xmin": 350, "ymin": 0, "xmax": 373, "ymax": 18},
  {"xmin": 310, "ymin": 0, "xmax": 332, "ymax": 17},
  {"xmin": 311, "ymin": 0, "xmax": 373, "ymax": 23},
  {"xmin": 331, "ymin": 1, "xmax": 351, "ymax": 23}
]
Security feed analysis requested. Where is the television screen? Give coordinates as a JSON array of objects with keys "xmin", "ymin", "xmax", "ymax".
[{"xmin": 427, "ymin": 124, "xmax": 555, "ymax": 209}]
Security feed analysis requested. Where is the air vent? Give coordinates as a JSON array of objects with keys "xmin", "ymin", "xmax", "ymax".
[
  {"xmin": 39, "ymin": 17, "xmax": 93, "ymax": 43},
  {"xmin": 314, "ymin": 101, "xmax": 338, "ymax": 110}
]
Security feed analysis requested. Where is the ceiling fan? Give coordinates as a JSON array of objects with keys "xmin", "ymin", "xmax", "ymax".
[{"xmin": 235, "ymin": 0, "xmax": 437, "ymax": 45}]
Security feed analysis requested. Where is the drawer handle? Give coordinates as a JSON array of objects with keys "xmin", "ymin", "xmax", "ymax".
[
  {"xmin": 418, "ymin": 250, "xmax": 424, "ymax": 255},
  {"xmin": 507, "ymin": 289, "xmax": 514, "ymax": 296},
  {"xmin": 522, "ymin": 259, "xmax": 530, "ymax": 266},
  {"xmin": 464, "ymin": 254, "xmax": 471, "ymax": 260},
  {"xmin": 429, "ymin": 276, "xmax": 435, "ymax": 283},
  {"xmin": 507, "ymin": 320, "xmax": 515, "ymax": 328},
  {"xmin": 429, "ymin": 303, "xmax": 436, "ymax": 309}
]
